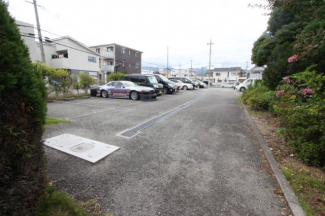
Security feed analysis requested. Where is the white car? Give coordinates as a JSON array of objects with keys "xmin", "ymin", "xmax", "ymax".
[
  {"xmin": 170, "ymin": 79, "xmax": 194, "ymax": 90},
  {"xmin": 235, "ymin": 78, "xmax": 261, "ymax": 92},
  {"xmin": 221, "ymin": 82, "xmax": 236, "ymax": 88}
]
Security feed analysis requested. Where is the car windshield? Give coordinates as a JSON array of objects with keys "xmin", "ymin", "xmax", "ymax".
[
  {"xmin": 123, "ymin": 81, "xmax": 136, "ymax": 87},
  {"xmin": 147, "ymin": 76, "xmax": 158, "ymax": 84},
  {"xmin": 158, "ymin": 75, "xmax": 170, "ymax": 82}
]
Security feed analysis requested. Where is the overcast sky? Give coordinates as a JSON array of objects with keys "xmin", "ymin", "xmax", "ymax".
[{"xmin": 7, "ymin": 0, "xmax": 269, "ymax": 70}]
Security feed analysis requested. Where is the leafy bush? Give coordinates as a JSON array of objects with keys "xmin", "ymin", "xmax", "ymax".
[
  {"xmin": 273, "ymin": 67, "xmax": 325, "ymax": 166},
  {"xmin": 242, "ymin": 81, "xmax": 276, "ymax": 111},
  {"xmin": 34, "ymin": 63, "xmax": 72, "ymax": 96},
  {"xmin": 0, "ymin": 1, "xmax": 47, "ymax": 215},
  {"xmin": 106, "ymin": 72, "xmax": 126, "ymax": 82},
  {"xmin": 78, "ymin": 72, "xmax": 93, "ymax": 93},
  {"xmin": 242, "ymin": 66, "xmax": 325, "ymax": 167}
]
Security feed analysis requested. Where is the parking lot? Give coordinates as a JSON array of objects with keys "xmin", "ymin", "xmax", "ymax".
[{"xmin": 44, "ymin": 88, "xmax": 285, "ymax": 215}]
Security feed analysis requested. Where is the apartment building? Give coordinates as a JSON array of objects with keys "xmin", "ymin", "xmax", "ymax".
[
  {"xmin": 170, "ymin": 68, "xmax": 197, "ymax": 78},
  {"xmin": 205, "ymin": 67, "xmax": 247, "ymax": 83},
  {"xmin": 38, "ymin": 36, "xmax": 100, "ymax": 83},
  {"xmin": 90, "ymin": 43, "xmax": 143, "ymax": 82}
]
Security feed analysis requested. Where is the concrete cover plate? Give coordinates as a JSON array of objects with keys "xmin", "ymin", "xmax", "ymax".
[{"xmin": 44, "ymin": 134, "xmax": 120, "ymax": 163}]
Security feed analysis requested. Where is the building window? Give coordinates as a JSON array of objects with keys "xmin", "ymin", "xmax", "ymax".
[
  {"xmin": 108, "ymin": 61, "xmax": 113, "ymax": 65},
  {"xmin": 129, "ymin": 63, "xmax": 131, "ymax": 67},
  {"xmin": 135, "ymin": 52, "xmax": 138, "ymax": 57},
  {"xmin": 88, "ymin": 56, "xmax": 96, "ymax": 63},
  {"xmin": 107, "ymin": 47, "xmax": 113, "ymax": 52},
  {"xmin": 129, "ymin": 50, "xmax": 131, "ymax": 55},
  {"xmin": 95, "ymin": 48, "xmax": 100, "ymax": 53},
  {"xmin": 122, "ymin": 62, "xmax": 125, "ymax": 67},
  {"xmin": 135, "ymin": 63, "xmax": 139, "ymax": 68},
  {"xmin": 231, "ymin": 72, "xmax": 236, "ymax": 76},
  {"xmin": 121, "ymin": 48, "xmax": 125, "ymax": 53},
  {"xmin": 215, "ymin": 73, "xmax": 220, "ymax": 76}
]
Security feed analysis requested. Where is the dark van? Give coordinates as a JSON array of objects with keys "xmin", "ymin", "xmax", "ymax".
[
  {"xmin": 153, "ymin": 74, "xmax": 177, "ymax": 94},
  {"xmin": 123, "ymin": 74, "xmax": 163, "ymax": 96}
]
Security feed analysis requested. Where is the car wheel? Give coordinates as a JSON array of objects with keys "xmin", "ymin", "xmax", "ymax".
[
  {"xmin": 130, "ymin": 91, "xmax": 139, "ymax": 100},
  {"xmin": 240, "ymin": 87, "xmax": 245, "ymax": 92},
  {"xmin": 183, "ymin": 86, "xmax": 188, "ymax": 90},
  {"xmin": 101, "ymin": 90, "xmax": 108, "ymax": 98},
  {"xmin": 163, "ymin": 87, "xmax": 168, "ymax": 94}
]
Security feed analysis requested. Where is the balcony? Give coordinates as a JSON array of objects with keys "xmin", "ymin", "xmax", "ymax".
[
  {"xmin": 101, "ymin": 51, "xmax": 114, "ymax": 59},
  {"xmin": 101, "ymin": 65, "xmax": 114, "ymax": 72},
  {"xmin": 51, "ymin": 57, "xmax": 70, "ymax": 69}
]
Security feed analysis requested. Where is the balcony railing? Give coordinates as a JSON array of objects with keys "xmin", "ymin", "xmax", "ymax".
[
  {"xmin": 101, "ymin": 65, "xmax": 114, "ymax": 72},
  {"xmin": 51, "ymin": 58, "xmax": 69, "ymax": 69},
  {"xmin": 101, "ymin": 51, "xmax": 114, "ymax": 59}
]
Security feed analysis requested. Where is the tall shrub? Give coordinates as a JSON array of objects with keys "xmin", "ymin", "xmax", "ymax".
[
  {"xmin": 273, "ymin": 68, "xmax": 325, "ymax": 167},
  {"xmin": 0, "ymin": 1, "xmax": 47, "ymax": 215},
  {"xmin": 78, "ymin": 72, "xmax": 93, "ymax": 93}
]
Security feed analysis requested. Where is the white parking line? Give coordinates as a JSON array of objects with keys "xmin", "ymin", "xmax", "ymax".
[
  {"xmin": 56, "ymin": 101, "xmax": 110, "ymax": 109},
  {"xmin": 66, "ymin": 108, "xmax": 113, "ymax": 119}
]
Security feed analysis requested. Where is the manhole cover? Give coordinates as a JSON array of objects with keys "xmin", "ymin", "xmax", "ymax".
[
  {"xmin": 70, "ymin": 142, "xmax": 95, "ymax": 153},
  {"xmin": 44, "ymin": 134, "xmax": 119, "ymax": 163}
]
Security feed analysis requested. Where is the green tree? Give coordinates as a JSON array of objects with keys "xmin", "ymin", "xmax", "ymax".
[
  {"xmin": 106, "ymin": 72, "xmax": 126, "ymax": 82},
  {"xmin": 251, "ymin": 0, "xmax": 325, "ymax": 89},
  {"xmin": 34, "ymin": 63, "xmax": 71, "ymax": 96},
  {"xmin": 73, "ymin": 82, "xmax": 80, "ymax": 94},
  {"xmin": 78, "ymin": 72, "xmax": 93, "ymax": 93},
  {"xmin": 0, "ymin": 1, "xmax": 47, "ymax": 215},
  {"xmin": 251, "ymin": 34, "xmax": 274, "ymax": 66}
]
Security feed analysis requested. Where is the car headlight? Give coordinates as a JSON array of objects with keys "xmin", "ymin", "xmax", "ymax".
[
  {"xmin": 168, "ymin": 83, "xmax": 175, "ymax": 88},
  {"xmin": 154, "ymin": 84, "xmax": 158, "ymax": 88}
]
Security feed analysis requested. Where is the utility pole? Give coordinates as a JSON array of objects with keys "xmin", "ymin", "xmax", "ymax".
[
  {"xmin": 207, "ymin": 39, "xmax": 214, "ymax": 83},
  {"xmin": 190, "ymin": 59, "xmax": 193, "ymax": 78},
  {"xmin": 33, "ymin": 0, "xmax": 46, "ymax": 64}
]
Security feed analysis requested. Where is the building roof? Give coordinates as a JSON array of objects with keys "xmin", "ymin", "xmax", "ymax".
[
  {"xmin": 89, "ymin": 43, "xmax": 143, "ymax": 53},
  {"xmin": 51, "ymin": 36, "xmax": 100, "ymax": 56},
  {"xmin": 250, "ymin": 66, "xmax": 265, "ymax": 71}
]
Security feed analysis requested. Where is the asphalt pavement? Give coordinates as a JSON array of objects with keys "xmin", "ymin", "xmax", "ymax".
[{"xmin": 44, "ymin": 88, "xmax": 286, "ymax": 215}]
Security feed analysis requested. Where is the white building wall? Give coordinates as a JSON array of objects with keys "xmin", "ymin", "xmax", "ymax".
[
  {"xmin": 53, "ymin": 39, "xmax": 99, "ymax": 72},
  {"xmin": 16, "ymin": 20, "xmax": 38, "ymax": 62}
]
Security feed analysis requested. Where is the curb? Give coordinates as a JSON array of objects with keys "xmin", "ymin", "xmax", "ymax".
[{"xmin": 243, "ymin": 107, "xmax": 306, "ymax": 216}]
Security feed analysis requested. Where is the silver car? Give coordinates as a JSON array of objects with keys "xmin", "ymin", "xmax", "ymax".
[{"xmin": 97, "ymin": 81, "xmax": 157, "ymax": 100}]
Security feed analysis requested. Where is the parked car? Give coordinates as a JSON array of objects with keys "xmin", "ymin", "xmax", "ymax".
[
  {"xmin": 221, "ymin": 82, "xmax": 236, "ymax": 88},
  {"xmin": 123, "ymin": 74, "xmax": 163, "ymax": 96},
  {"xmin": 235, "ymin": 78, "xmax": 261, "ymax": 92},
  {"xmin": 153, "ymin": 74, "xmax": 177, "ymax": 94},
  {"xmin": 198, "ymin": 81, "xmax": 207, "ymax": 88},
  {"xmin": 97, "ymin": 81, "xmax": 156, "ymax": 100},
  {"xmin": 170, "ymin": 79, "xmax": 194, "ymax": 90},
  {"xmin": 169, "ymin": 77, "xmax": 200, "ymax": 89}
]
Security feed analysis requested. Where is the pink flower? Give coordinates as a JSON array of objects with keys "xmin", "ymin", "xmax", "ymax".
[
  {"xmin": 284, "ymin": 77, "xmax": 291, "ymax": 84},
  {"xmin": 294, "ymin": 44, "xmax": 299, "ymax": 49},
  {"xmin": 276, "ymin": 89, "xmax": 285, "ymax": 97},
  {"xmin": 302, "ymin": 88, "xmax": 314, "ymax": 95},
  {"xmin": 288, "ymin": 55, "xmax": 298, "ymax": 63},
  {"xmin": 307, "ymin": 44, "xmax": 313, "ymax": 48}
]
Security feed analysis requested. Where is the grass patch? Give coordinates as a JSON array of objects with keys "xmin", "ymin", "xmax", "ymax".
[
  {"xmin": 281, "ymin": 167, "xmax": 325, "ymax": 216},
  {"xmin": 45, "ymin": 117, "xmax": 71, "ymax": 126},
  {"xmin": 34, "ymin": 186, "xmax": 111, "ymax": 216},
  {"xmin": 47, "ymin": 93, "xmax": 90, "ymax": 101},
  {"xmin": 237, "ymin": 96, "xmax": 244, "ymax": 109}
]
